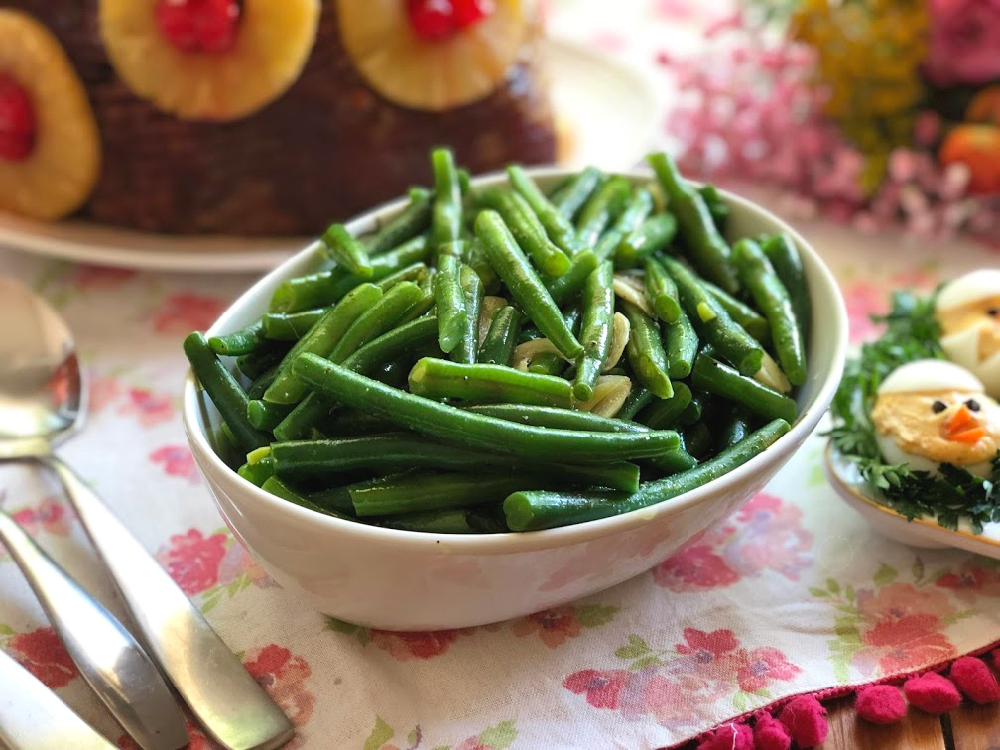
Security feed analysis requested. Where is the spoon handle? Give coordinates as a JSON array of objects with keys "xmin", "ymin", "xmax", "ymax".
[
  {"xmin": 0, "ymin": 647, "xmax": 117, "ymax": 750},
  {"xmin": 0, "ymin": 508, "xmax": 188, "ymax": 750},
  {"xmin": 41, "ymin": 455, "xmax": 295, "ymax": 750}
]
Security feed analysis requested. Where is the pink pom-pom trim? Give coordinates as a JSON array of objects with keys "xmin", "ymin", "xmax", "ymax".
[
  {"xmin": 950, "ymin": 657, "xmax": 1000, "ymax": 704},
  {"xmin": 753, "ymin": 712, "xmax": 791, "ymax": 750},
  {"xmin": 855, "ymin": 685, "xmax": 907, "ymax": 724},
  {"xmin": 696, "ymin": 722, "xmax": 754, "ymax": 750},
  {"xmin": 904, "ymin": 672, "xmax": 962, "ymax": 714},
  {"xmin": 779, "ymin": 695, "xmax": 828, "ymax": 748}
]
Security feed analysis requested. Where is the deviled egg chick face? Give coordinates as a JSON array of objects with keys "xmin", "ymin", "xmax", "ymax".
[
  {"xmin": 870, "ymin": 359, "xmax": 1000, "ymax": 477},
  {"xmin": 936, "ymin": 269, "xmax": 1000, "ymax": 398}
]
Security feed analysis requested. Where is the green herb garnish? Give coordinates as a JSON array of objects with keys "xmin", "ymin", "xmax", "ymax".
[{"xmin": 829, "ymin": 289, "xmax": 1000, "ymax": 534}]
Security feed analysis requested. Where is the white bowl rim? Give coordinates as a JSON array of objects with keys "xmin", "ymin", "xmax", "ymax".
[{"xmin": 183, "ymin": 166, "xmax": 848, "ymax": 556}]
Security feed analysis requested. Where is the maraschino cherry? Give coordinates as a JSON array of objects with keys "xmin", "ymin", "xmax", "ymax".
[
  {"xmin": 0, "ymin": 73, "xmax": 35, "ymax": 162},
  {"xmin": 407, "ymin": 0, "xmax": 495, "ymax": 42},
  {"xmin": 156, "ymin": 0, "xmax": 242, "ymax": 55}
]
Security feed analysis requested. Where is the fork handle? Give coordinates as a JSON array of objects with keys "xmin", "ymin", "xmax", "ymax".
[
  {"xmin": 41, "ymin": 455, "xmax": 295, "ymax": 750},
  {"xmin": 0, "ymin": 508, "xmax": 187, "ymax": 750}
]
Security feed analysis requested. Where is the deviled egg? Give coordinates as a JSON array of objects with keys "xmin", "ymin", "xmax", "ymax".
[
  {"xmin": 870, "ymin": 359, "xmax": 1000, "ymax": 477},
  {"xmin": 936, "ymin": 269, "xmax": 1000, "ymax": 398}
]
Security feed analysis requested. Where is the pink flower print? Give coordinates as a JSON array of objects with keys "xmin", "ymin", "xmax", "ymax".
[
  {"xmin": 923, "ymin": 0, "xmax": 1000, "ymax": 86},
  {"xmin": 456, "ymin": 741, "xmax": 489, "ymax": 750},
  {"xmin": 511, "ymin": 606, "xmax": 583, "ymax": 649},
  {"xmin": 936, "ymin": 564, "xmax": 1000, "ymax": 603},
  {"xmin": 653, "ymin": 0, "xmax": 694, "ymax": 19},
  {"xmin": 735, "ymin": 647, "xmax": 801, "ymax": 692},
  {"xmin": 216, "ymin": 542, "xmax": 278, "ymax": 590},
  {"xmin": 724, "ymin": 493, "xmax": 812, "ymax": 581},
  {"xmin": 87, "ymin": 371, "xmax": 122, "ymax": 413},
  {"xmin": 8, "ymin": 627, "xmax": 78, "ymax": 688},
  {"xmin": 563, "ymin": 669, "xmax": 633, "ymax": 709},
  {"xmin": 841, "ymin": 280, "xmax": 889, "ymax": 343},
  {"xmin": 653, "ymin": 544, "xmax": 740, "ymax": 591},
  {"xmin": 69, "ymin": 265, "xmax": 136, "ymax": 291},
  {"xmin": 244, "ymin": 644, "xmax": 315, "ymax": 730},
  {"xmin": 150, "ymin": 444, "xmax": 200, "ymax": 484},
  {"xmin": 862, "ymin": 615, "xmax": 955, "ymax": 675},
  {"xmin": 11, "ymin": 498, "xmax": 71, "ymax": 536},
  {"xmin": 119, "ymin": 388, "xmax": 174, "ymax": 427},
  {"xmin": 675, "ymin": 628, "xmax": 739, "ymax": 666},
  {"xmin": 151, "ymin": 293, "xmax": 227, "ymax": 335},
  {"xmin": 157, "ymin": 529, "xmax": 228, "ymax": 595},
  {"xmin": 856, "ymin": 582, "xmax": 956, "ymax": 624},
  {"xmin": 369, "ymin": 630, "xmax": 459, "ymax": 661}
]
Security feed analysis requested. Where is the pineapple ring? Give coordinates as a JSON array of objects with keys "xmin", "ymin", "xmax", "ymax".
[
  {"xmin": 0, "ymin": 11, "xmax": 101, "ymax": 221},
  {"xmin": 338, "ymin": 0, "xmax": 526, "ymax": 112},
  {"xmin": 99, "ymin": 0, "xmax": 320, "ymax": 122}
]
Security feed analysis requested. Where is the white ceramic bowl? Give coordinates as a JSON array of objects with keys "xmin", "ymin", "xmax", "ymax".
[{"xmin": 183, "ymin": 168, "xmax": 848, "ymax": 631}]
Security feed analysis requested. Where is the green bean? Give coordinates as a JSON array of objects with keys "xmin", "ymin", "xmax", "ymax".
[
  {"xmin": 681, "ymin": 421, "xmax": 713, "ymax": 461},
  {"xmin": 306, "ymin": 485, "xmax": 355, "ymax": 516},
  {"xmin": 476, "ymin": 188, "xmax": 571, "ymax": 276},
  {"xmin": 319, "ymin": 224, "xmax": 373, "ymax": 277},
  {"xmin": 762, "ymin": 234, "xmax": 811, "ymax": 345},
  {"xmin": 208, "ymin": 319, "xmax": 265, "ymax": 356},
  {"xmin": 622, "ymin": 301, "xmax": 673, "ymax": 399},
  {"xmin": 616, "ymin": 386, "xmax": 655, "ymax": 421},
  {"xmin": 184, "ymin": 332, "xmax": 270, "ymax": 451},
  {"xmin": 269, "ymin": 235, "xmax": 430, "ymax": 313},
  {"xmin": 644, "ymin": 257, "xmax": 681, "ymax": 323},
  {"xmin": 270, "ymin": 435, "xmax": 641, "ymax": 492},
  {"xmin": 379, "ymin": 509, "xmax": 478, "ymax": 534},
  {"xmin": 508, "ymin": 165, "xmax": 579, "ymax": 256},
  {"xmin": 238, "ymin": 456, "xmax": 274, "ymax": 487},
  {"xmin": 502, "ymin": 418, "xmax": 790, "ymax": 531},
  {"xmin": 246, "ymin": 365, "xmax": 278, "ymax": 400},
  {"xmin": 718, "ymin": 409, "xmax": 752, "ymax": 450},
  {"xmin": 261, "ymin": 476, "xmax": 350, "ymax": 519},
  {"xmin": 554, "ymin": 166, "xmax": 604, "ymax": 221},
  {"xmin": 262, "ymin": 310, "xmax": 327, "ymax": 341},
  {"xmin": 236, "ymin": 343, "xmax": 289, "ymax": 380},
  {"xmin": 434, "ymin": 254, "xmax": 467, "ymax": 354},
  {"xmin": 263, "ymin": 283, "xmax": 383, "ymax": 405},
  {"xmin": 374, "ymin": 262, "xmax": 428, "ymax": 294},
  {"xmin": 635, "ymin": 382, "xmax": 692, "ymax": 430},
  {"xmin": 454, "ymin": 265, "xmax": 484, "ymax": 364},
  {"xmin": 398, "ymin": 286, "xmax": 436, "ymax": 324},
  {"xmin": 291, "ymin": 354, "xmax": 681, "ymax": 462},
  {"xmin": 664, "ymin": 303, "xmax": 698, "ymax": 379},
  {"xmin": 594, "ymin": 188, "xmax": 654, "ymax": 263},
  {"xmin": 477, "ymin": 306, "xmax": 521, "ymax": 366},
  {"xmin": 545, "ymin": 250, "xmax": 599, "ymax": 306},
  {"xmin": 247, "ymin": 399, "xmax": 293, "ymax": 431},
  {"xmin": 431, "ymin": 148, "xmax": 464, "ymax": 256},
  {"xmin": 527, "ymin": 351, "xmax": 565, "ymax": 376},
  {"xmin": 697, "ymin": 184, "xmax": 729, "ymax": 230},
  {"xmin": 678, "ymin": 389, "xmax": 707, "ymax": 427},
  {"xmin": 363, "ymin": 190, "xmax": 432, "ymax": 256},
  {"xmin": 409, "ymin": 357, "xmax": 573, "ymax": 408},
  {"xmin": 351, "ymin": 472, "xmax": 546, "ymax": 517},
  {"xmin": 733, "ymin": 238, "xmax": 807, "ymax": 386},
  {"xmin": 311, "ymin": 409, "xmax": 395, "ymax": 438},
  {"xmin": 691, "ymin": 351, "xmax": 798, "ymax": 424},
  {"xmin": 616, "ymin": 214, "xmax": 678, "ymax": 268},
  {"xmin": 573, "ymin": 261, "xmax": 614, "ymax": 401},
  {"xmin": 648, "ymin": 152, "xmax": 739, "ymax": 293},
  {"xmin": 476, "ymin": 210, "xmax": 583, "ymax": 359},
  {"xmin": 576, "ymin": 176, "xmax": 632, "ymax": 250},
  {"xmin": 465, "ymin": 403, "xmax": 647, "ymax": 433},
  {"xmin": 328, "ymin": 282, "xmax": 425, "ymax": 364},
  {"xmin": 660, "ymin": 256, "xmax": 763, "ymax": 376},
  {"xmin": 701, "ymin": 280, "xmax": 771, "ymax": 346}
]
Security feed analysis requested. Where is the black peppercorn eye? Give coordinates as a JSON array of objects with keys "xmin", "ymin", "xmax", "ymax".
[
  {"xmin": 967, "ymin": 399, "xmax": 981, "ymax": 412},
  {"xmin": 988, "ymin": 308, "xmax": 999, "ymax": 317},
  {"xmin": 932, "ymin": 400, "xmax": 947, "ymax": 413}
]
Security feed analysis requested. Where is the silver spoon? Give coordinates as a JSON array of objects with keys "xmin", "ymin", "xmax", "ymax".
[
  {"xmin": 0, "ymin": 278, "xmax": 295, "ymax": 750},
  {"xmin": 0, "ymin": 504, "xmax": 185, "ymax": 750},
  {"xmin": 0, "ymin": 643, "xmax": 117, "ymax": 750}
]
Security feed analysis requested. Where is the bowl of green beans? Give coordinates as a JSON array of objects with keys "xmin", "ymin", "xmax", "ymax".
[{"xmin": 183, "ymin": 149, "xmax": 848, "ymax": 631}]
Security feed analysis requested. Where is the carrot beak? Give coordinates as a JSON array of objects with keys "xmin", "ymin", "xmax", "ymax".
[{"xmin": 942, "ymin": 405, "xmax": 986, "ymax": 444}]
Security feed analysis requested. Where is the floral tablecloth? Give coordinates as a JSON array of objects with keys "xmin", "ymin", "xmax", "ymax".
[{"xmin": 4, "ymin": 4, "xmax": 1000, "ymax": 750}]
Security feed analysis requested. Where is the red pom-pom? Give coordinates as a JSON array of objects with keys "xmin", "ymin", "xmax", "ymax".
[
  {"xmin": 696, "ymin": 723, "xmax": 754, "ymax": 750},
  {"xmin": 904, "ymin": 672, "xmax": 962, "ymax": 714},
  {"xmin": 753, "ymin": 712, "xmax": 792, "ymax": 750},
  {"xmin": 950, "ymin": 656, "xmax": 1000, "ymax": 704},
  {"xmin": 855, "ymin": 685, "xmax": 906, "ymax": 724},
  {"xmin": 779, "ymin": 696, "xmax": 828, "ymax": 748}
]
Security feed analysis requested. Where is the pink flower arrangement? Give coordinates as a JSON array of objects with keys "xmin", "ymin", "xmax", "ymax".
[{"xmin": 924, "ymin": 0, "xmax": 1000, "ymax": 86}]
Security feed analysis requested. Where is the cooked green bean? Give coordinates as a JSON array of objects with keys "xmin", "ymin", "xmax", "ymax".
[
  {"xmin": 236, "ymin": 343, "xmax": 289, "ymax": 380},
  {"xmin": 292, "ymin": 354, "xmax": 682, "ymax": 462},
  {"xmin": 374, "ymin": 262, "xmax": 428, "ymax": 294},
  {"xmin": 319, "ymin": 223, "xmax": 373, "ymax": 277},
  {"xmin": 455, "ymin": 265, "xmax": 484, "ymax": 364},
  {"xmin": 616, "ymin": 385, "xmax": 655, "ymax": 421},
  {"xmin": 262, "ymin": 309, "xmax": 327, "ymax": 341},
  {"xmin": 478, "ymin": 306, "xmax": 521, "ymax": 366},
  {"xmin": 508, "ymin": 165, "xmax": 579, "ymax": 256},
  {"xmin": 502, "ymin": 418, "xmax": 790, "ymax": 531},
  {"xmin": 554, "ymin": 166, "xmax": 604, "ymax": 222},
  {"xmin": 328, "ymin": 282, "xmax": 425, "ymax": 364},
  {"xmin": 238, "ymin": 456, "xmax": 274, "ymax": 487},
  {"xmin": 435, "ymin": 253, "xmax": 467, "ymax": 354},
  {"xmin": 702, "ymin": 279, "xmax": 771, "ymax": 346},
  {"xmin": 664, "ymin": 304, "xmax": 698, "ymax": 379},
  {"xmin": 363, "ymin": 190, "xmax": 432, "ymax": 256},
  {"xmin": 681, "ymin": 421, "xmax": 713, "ymax": 461},
  {"xmin": 184, "ymin": 332, "xmax": 270, "ymax": 451},
  {"xmin": 431, "ymin": 148, "xmax": 464, "ymax": 256},
  {"xmin": 208, "ymin": 319, "xmax": 265, "ymax": 356},
  {"xmin": 678, "ymin": 389, "xmax": 707, "ymax": 427},
  {"xmin": 263, "ymin": 283, "xmax": 383, "ymax": 405},
  {"xmin": 261, "ymin": 476, "xmax": 350, "ymax": 519},
  {"xmin": 616, "ymin": 214, "xmax": 678, "ymax": 268},
  {"xmin": 574, "ymin": 261, "xmax": 614, "ymax": 400},
  {"xmin": 636, "ymin": 382, "xmax": 692, "ymax": 430},
  {"xmin": 697, "ymin": 184, "xmax": 729, "ymax": 229},
  {"xmin": 660, "ymin": 256, "xmax": 763, "ymax": 376},
  {"xmin": 718, "ymin": 409, "xmax": 752, "ymax": 450},
  {"xmin": 351, "ymin": 472, "xmax": 548, "ymax": 517},
  {"xmin": 305, "ymin": 485, "xmax": 355, "ymax": 516},
  {"xmin": 379, "ymin": 509, "xmax": 478, "ymax": 534},
  {"xmin": 762, "ymin": 233, "xmax": 811, "ymax": 344},
  {"xmin": 466, "ymin": 403, "xmax": 647, "ymax": 433},
  {"xmin": 648, "ymin": 152, "xmax": 739, "ymax": 293},
  {"xmin": 476, "ymin": 210, "xmax": 583, "ymax": 359},
  {"xmin": 476, "ymin": 188, "xmax": 571, "ymax": 276},
  {"xmin": 526, "ymin": 351, "xmax": 564, "ymax": 376},
  {"xmin": 246, "ymin": 365, "xmax": 278, "ymax": 400},
  {"xmin": 576, "ymin": 176, "xmax": 632, "ymax": 250},
  {"xmin": 622, "ymin": 301, "xmax": 673, "ymax": 399},
  {"xmin": 644, "ymin": 258, "xmax": 681, "ymax": 323},
  {"xmin": 466, "ymin": 236, "xmax": 501, "ymax": 295},
  {"xmin": 691, "ymin": 351, "xmax": 798, "ymax": 424},
  {"xmin": 247, "ymin": 399, "xmax": 293, "ymax": 431},
  {"xmin": 593, "ymin": 188, "xmax": 654, "ymax": 263},
  {"xmin": 398, "ymin": 286, "xmax": 436, "ymax": 324},
  {"xmin": 734, "ymin": 238, "xmax": 807, "ymax": 386},
  {"xmin": 410, "ymin": 357, "xmax": 573, "ymax": 408},
  {"xmin": 546, "ymin": 250, "xmax": 599, "ymax": 306}
]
